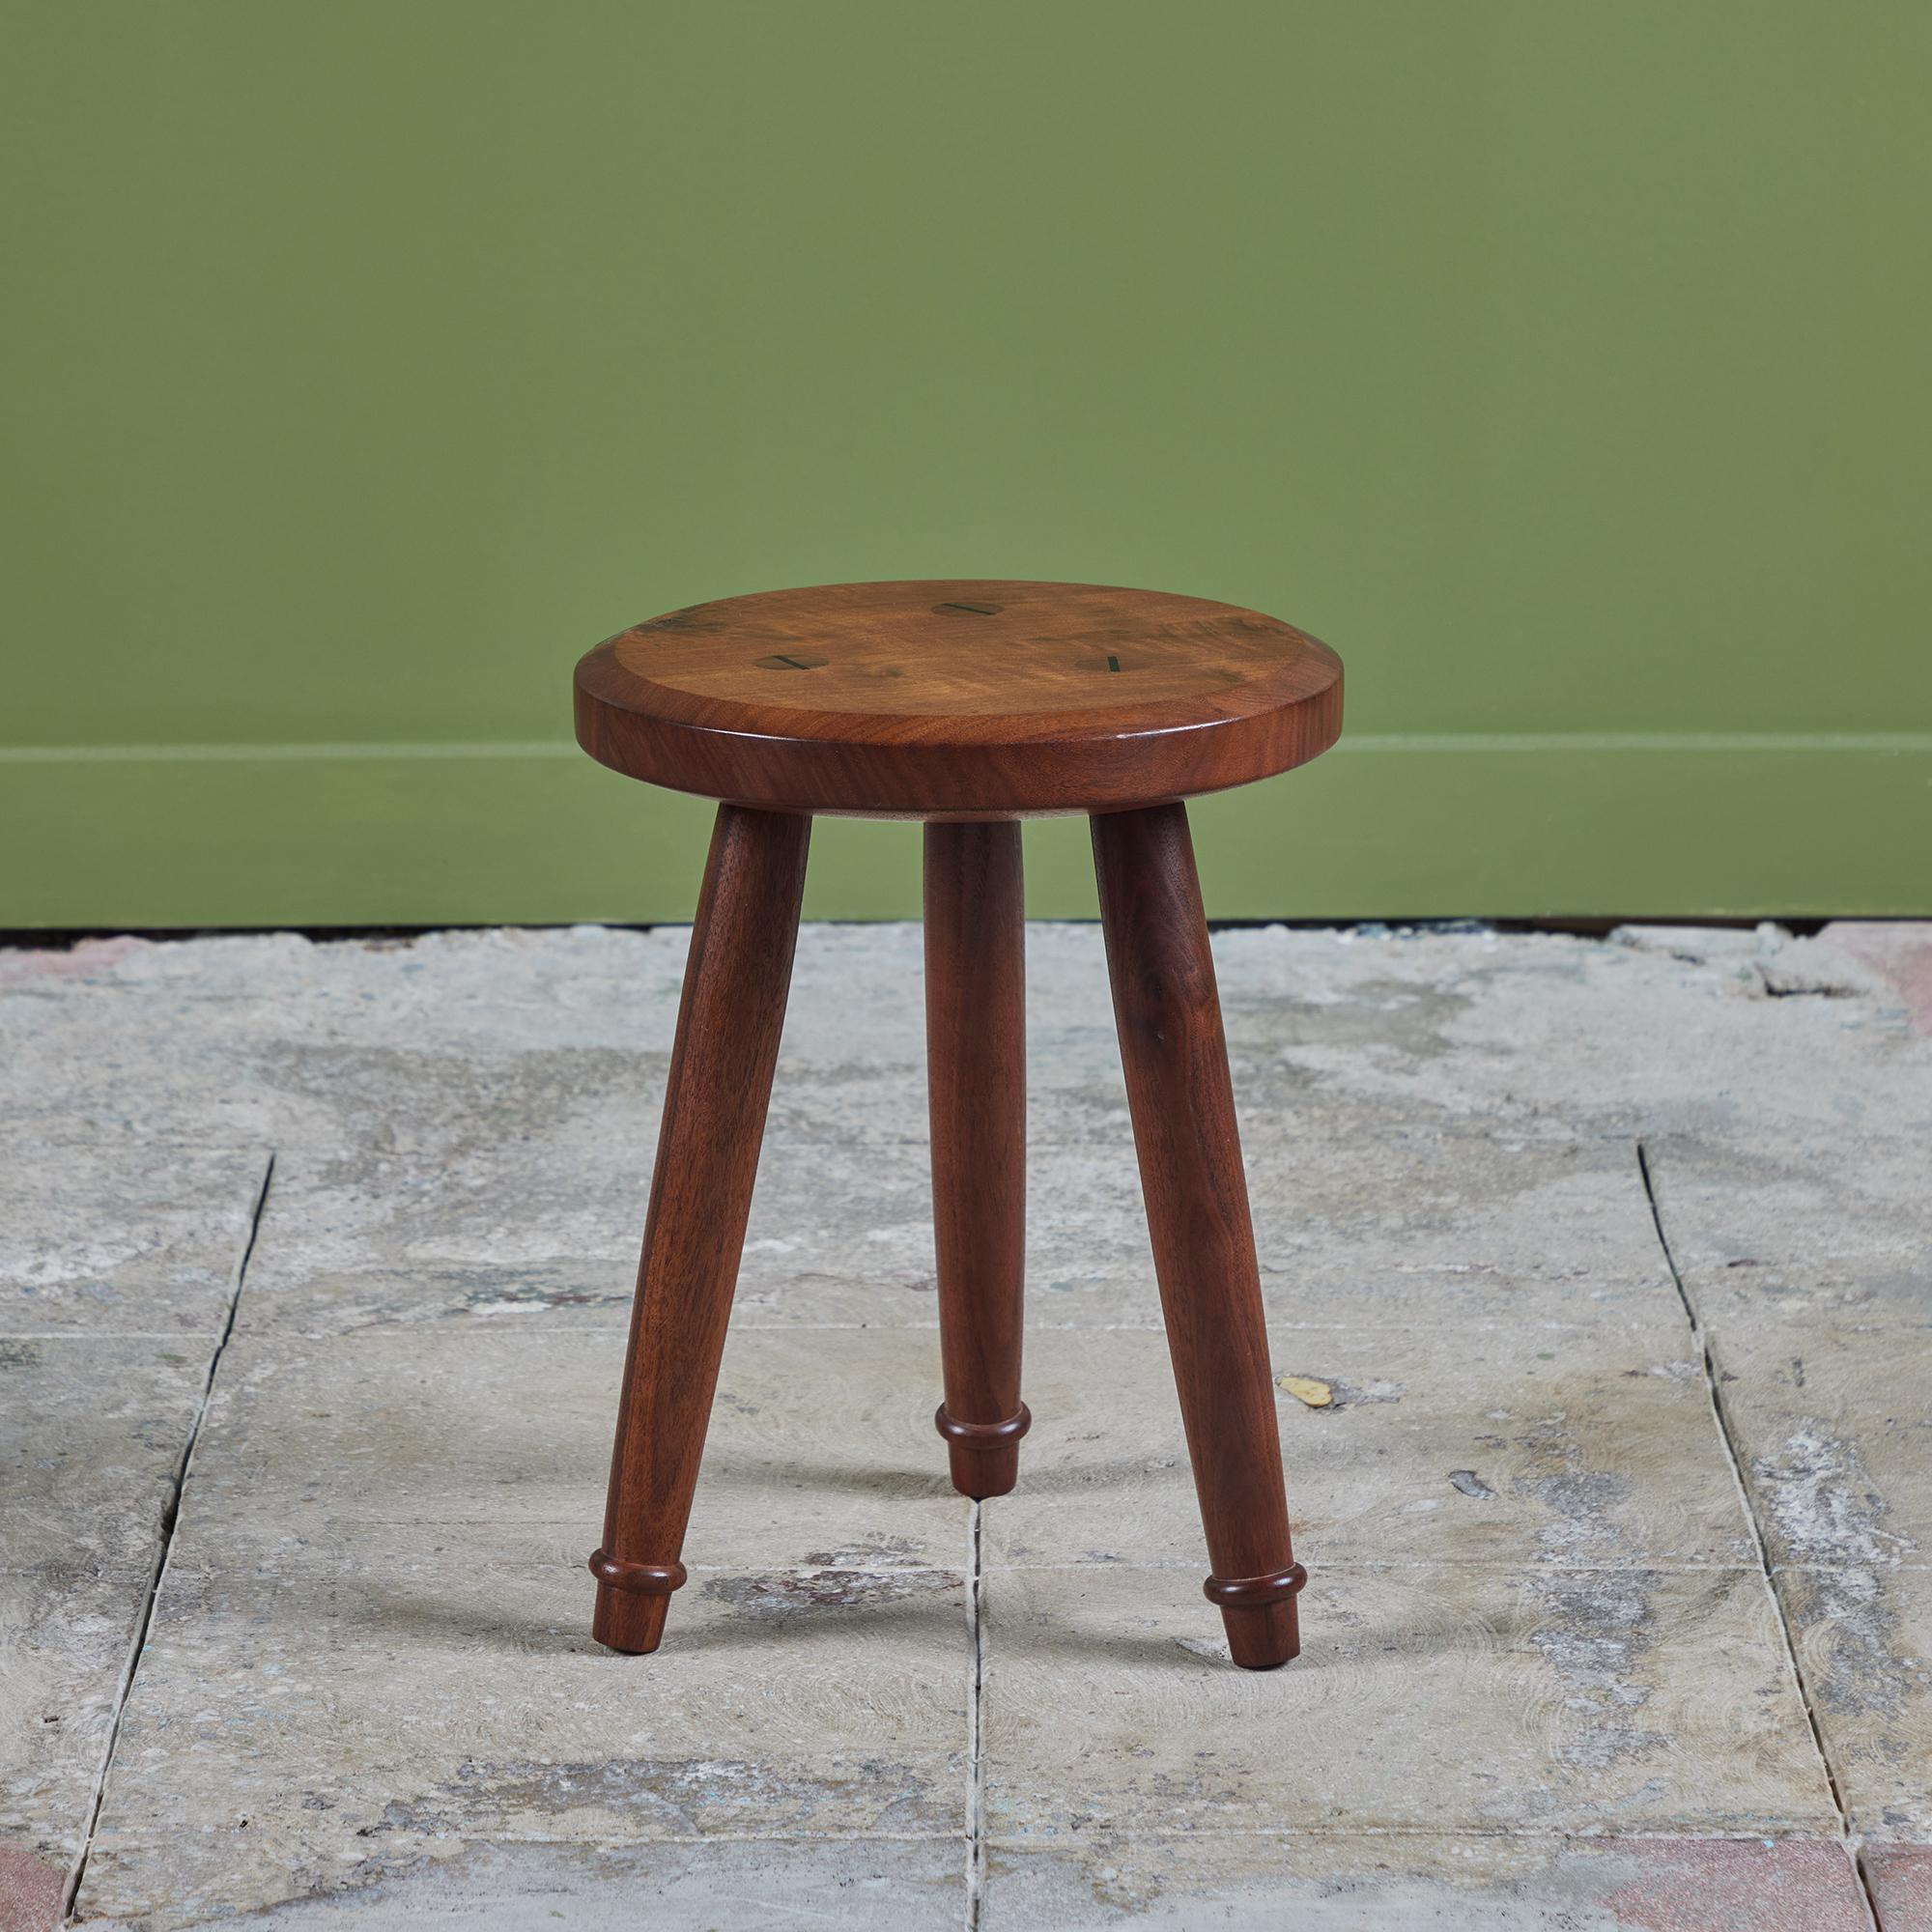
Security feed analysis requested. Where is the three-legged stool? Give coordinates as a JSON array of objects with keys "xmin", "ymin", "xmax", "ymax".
[{"xmin": 573, "ymin": 581, "xmax": 1344, "ymax": 1668}]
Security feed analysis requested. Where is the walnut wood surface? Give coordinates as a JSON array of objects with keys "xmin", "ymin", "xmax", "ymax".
[
  {"xmin": 590, "ymin": 803, "xmax": 810, "ymax": 1654},
  {"xmin": 924, "ymin": 820, "xmax": 1030, "ymax": 1497},
  {"xmin": 576, "ymin": 580, "xmax": 1342, "ymax": 818},
  {"xmin": 1092, "ymin": 802, "xmax": 1303, "ymax": 1669}
]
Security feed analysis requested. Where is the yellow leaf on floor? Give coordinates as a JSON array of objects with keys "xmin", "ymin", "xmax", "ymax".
[{"xmin": 1277, "ymin": 1374, "xmax": 1333, "ymax": 1407}]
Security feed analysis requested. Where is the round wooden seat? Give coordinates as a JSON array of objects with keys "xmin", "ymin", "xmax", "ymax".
[{"xmin": 575, "ymin": 580, "xmax": 1342, "ymax": 817}]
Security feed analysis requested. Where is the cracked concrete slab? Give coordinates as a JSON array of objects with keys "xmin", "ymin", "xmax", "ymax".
[
  {"xmin": 6, "ymin": 920, "xmax": 1930, "ymax": 1930},
  {"xmin": 0, "ymin": 1143, "xmax": 264, "ymax": 1339},
  {"xmin": 1233, "ymin": 921, "xmax": 1924, "ymax": 1151},
  {"xmin": 0, "ymin": 1199, "xmax": 250, "ymax": 1927},
  {"xmin": 61, "ymin": 1314, "xmax": 971, "ymax": 1925},
  {"xmin": 980, "ymin": 1831, "xmax": 1874, "ymax": 1931},
  {"xmin": 1248, "ymin": 1127, "xmax": 1676, "ymax": 1310},
  {"xmin": 980, "ymin": 1562, "xmax": 1835, "ymax": 1839},
  {"xmin": 240, "ymin": 1126, "xmax": 1679, "ymax": 1337},
  {"xmin": 77, "ymin": 1533, "xmax": 966, "ymax": 1926},
  {"xmin": 0, "ymin": 1336, "xmax": 207, "ymax": 1574},
  {"xmin": 4, "ymin": 918, "xmax": 1919, "ymax": 1151},
  {"xmin": 1778, "ymin": 1559, "xmax": 1932, "ymax": 1840},
  {"xmin": 1019, "ymin": 1128, "xmax": 1682, "ymax": 1330},
  {"xmin": 1690, "ymin": 1308, "xmax": 1932, "ymax": 1839},
  {"xmin": 172, "ymin": 1323, "xmax": 968, "ymax": 1577},
  {"xmin": 240, "ymin": 1136, "xmax": 945, "ymax": 1327},
  {"xmin": 77, "ymin": 1834, "xmax": 965, "ymax": 1931},
  {"xmin": 1709, "ymin": 1319, "xmax": 1932, "ymax": 1571},
  {"xmin": 0, "ymin": 1567, "xmax": 144, "ymax": 1910},
  {"xmin": 1643, "ymin": 1137, "xmax": 1930, "ymax": 1327},
  {"xmin": 0, "ymin": 930, "xmax": 682, "ymax": 1158},
  {"xmin": 1645, "ymin": 1128, "xmax": 1932, "ymax": 1857},
  {"xmin": 225, "ymin": 1261, "xmax": 643, "ymax": 1338},
  {"xmin": 987, "ymin": 1321, "xmax": 1752, "ymax": 1573}
]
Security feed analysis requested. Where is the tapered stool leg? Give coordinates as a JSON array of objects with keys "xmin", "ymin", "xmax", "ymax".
[
  {"xmin": 924, "ymin": 820, "xmax": 1031, "ymax": 1497},
  {"xmin": 1091, "ymin": 803, "xmax": 1304, "ymax": 1668},
  {"xmin": 590, "ymin": 804, "xmax": 810, "ymax": 1654}
]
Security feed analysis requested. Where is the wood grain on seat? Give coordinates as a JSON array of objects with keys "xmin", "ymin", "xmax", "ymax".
[{"xmin": 575, "ymin": 580, "xmax": 1342, "ymax": 817}]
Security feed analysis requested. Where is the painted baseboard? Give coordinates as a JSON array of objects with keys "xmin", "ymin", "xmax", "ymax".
[{"xmin": 3, "ymin": 736, "xmax": 1927, "ymax": 926}]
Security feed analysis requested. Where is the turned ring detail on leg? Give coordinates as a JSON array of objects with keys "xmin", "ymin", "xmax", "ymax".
[
  {"xmin": 1203, "ymin": 1563, "xmax": 1308, "ymax": 1609},
  {"xmin": 587, "ymin": 1549, "xmax": 689, "ymax": 1596},
  {"xmin": 934, "ymin": 1403, "xmax": 1033, "ymax": 1447}
]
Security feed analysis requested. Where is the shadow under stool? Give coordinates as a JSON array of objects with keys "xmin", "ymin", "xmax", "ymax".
[{"xmin": 572, "ymin": 580, "xmax": 1344, "ymax": 1668}]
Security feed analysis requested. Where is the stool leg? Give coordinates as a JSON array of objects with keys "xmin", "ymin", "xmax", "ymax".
[
  {"xmin": 1091, "ymin": 803, "xmax": 1304, "ymax": 1669},
  {"xmin": 590, "ymin": 804, "xmax": 810, "ymax": 1654},
  {"xmin": 924, "ymin": 820, "xmax": 1030, "ymax": 1498}
]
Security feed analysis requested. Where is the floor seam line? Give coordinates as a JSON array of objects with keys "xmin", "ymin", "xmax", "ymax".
[
  {"xmin": 965, "ymin": 1496, "xmax": 986, "ymax": 1932},
  {"xmin": 984, "ymin": 1824, "xmax": 1867, "ymax": 1845},
  {"xmin": 61, "ymin": 1151, "xmax": 276, "ymax": 1927},
  {"xmin": 1634, "ymin": 1139, "xmax": 1880, "ymax": 1932}
]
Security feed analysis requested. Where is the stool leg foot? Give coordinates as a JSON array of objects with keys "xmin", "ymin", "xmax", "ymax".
[
  {"xmin": 589, "ymin": 1551, "xmax": 689, "ymax": 1655},
  {"xmin": 1093, "ymin": 804, "xmax": 1303, "ymax": 1670},
  {"xmin": 951, "ymin": 1442, "xmax": 1017, "ymax": 1499},
  {"xmin": 590, "ymin": 805, "xmax": 810, "ymax": 1656},
  {"xmin": 924, "ymin": 821, "xmax": 1028, "ymax": 1501},
  {"xmin": 1220, "ymin": 1599, "xmax": 1301, "ymax": 1671},
  {"xmin": 593, "ymin": 1590, "xmax": 668, "ymax": 1656}
]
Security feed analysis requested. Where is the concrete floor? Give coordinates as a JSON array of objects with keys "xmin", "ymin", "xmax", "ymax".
[{"xmin": 2, "ymin": 918, "xmax": 1929, "ymax": 1931}]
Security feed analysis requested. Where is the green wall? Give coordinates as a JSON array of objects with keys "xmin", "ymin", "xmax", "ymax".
[{"xmin": 5, "ymin": 1, "xmax": 1928, "ymax": 925}]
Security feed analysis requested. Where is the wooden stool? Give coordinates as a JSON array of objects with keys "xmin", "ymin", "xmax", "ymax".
[{"xmin": 574, "ymin": 582, "xmax": 1344, "ymax": 1669}]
